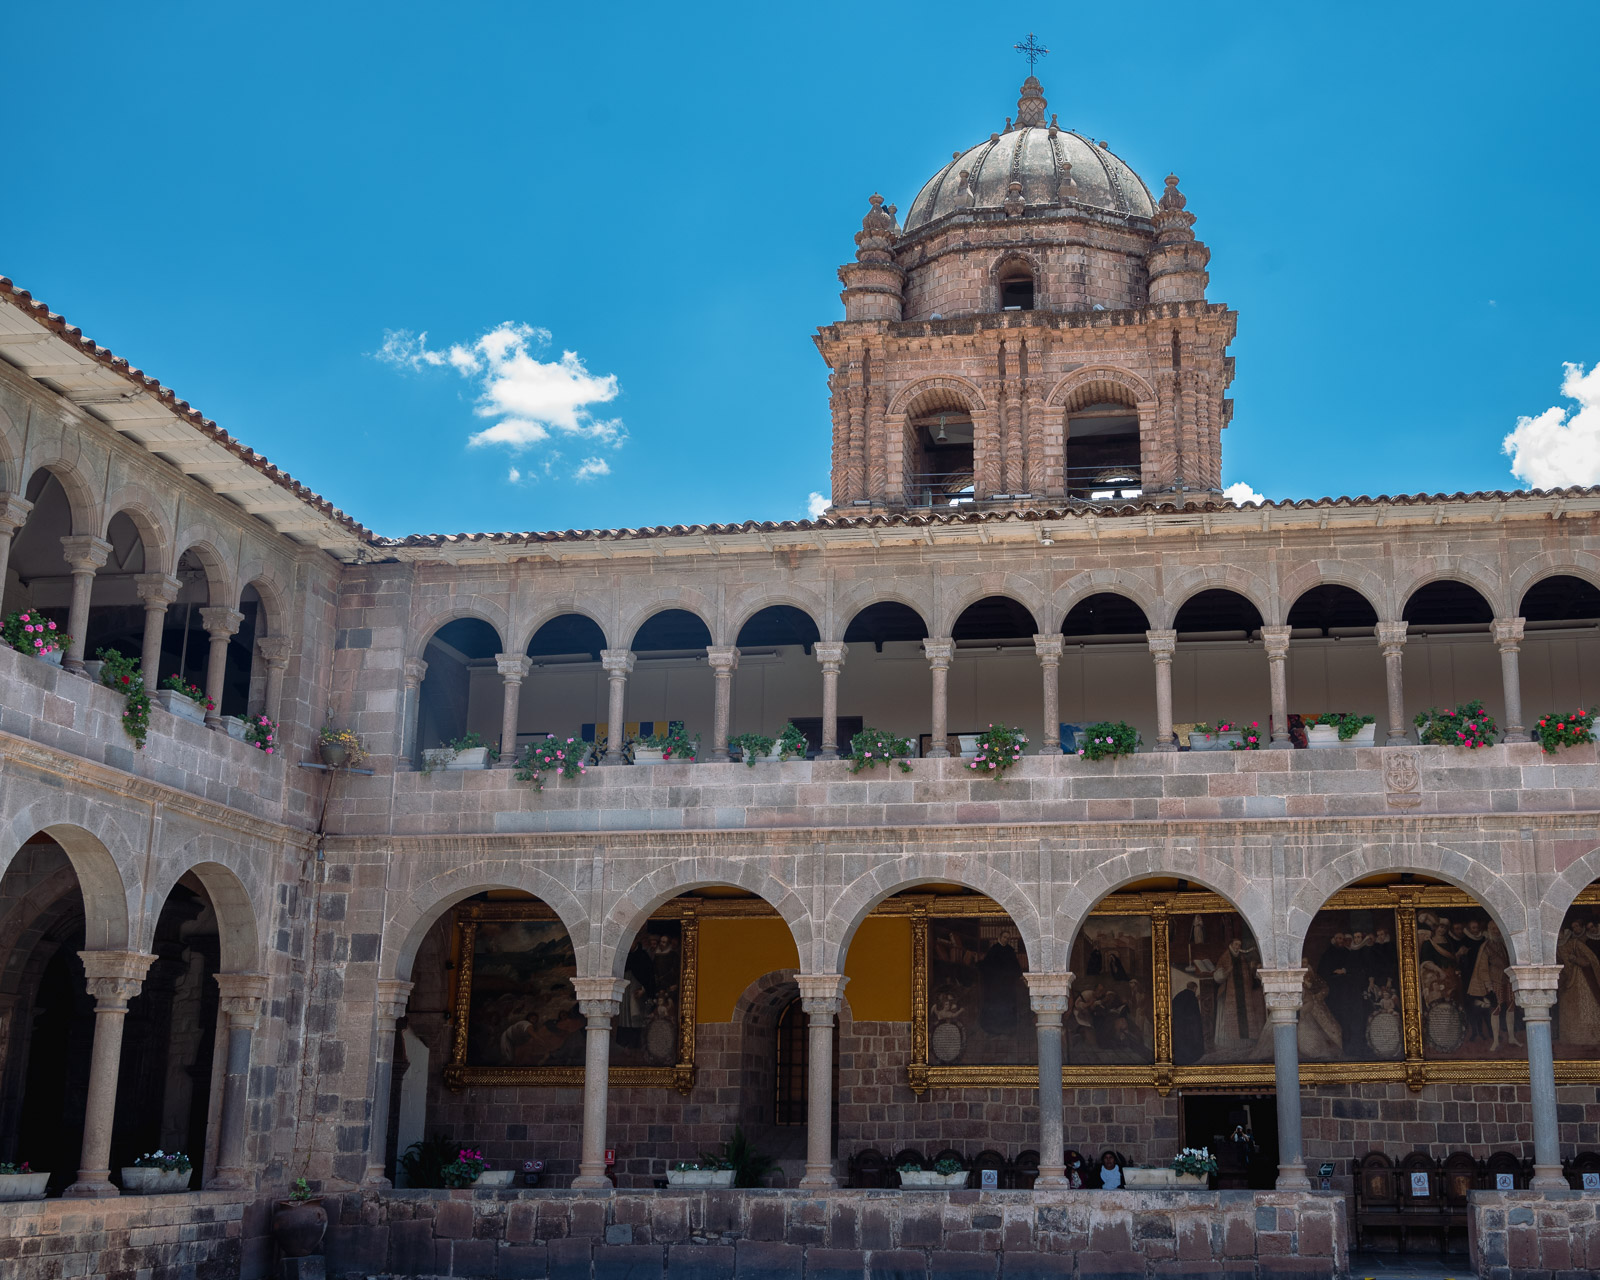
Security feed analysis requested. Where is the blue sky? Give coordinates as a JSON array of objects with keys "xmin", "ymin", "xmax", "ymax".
[{"xmin": 4, "ymin": 2, "xmax": 1597, "ymax": 537}]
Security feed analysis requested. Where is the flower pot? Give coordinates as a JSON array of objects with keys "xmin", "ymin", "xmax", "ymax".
[
  {"xmin": 957, "ymin": 734, "xmax": 980, "ymax": 759},
  {"xmin": 155, "ymin": 688, "xmax": 208, "ymax": 725},
  {"xmin": 223, "ymin": 715, "xmax": 248, "ymax": 741},
  {"xmin": 1122, "ymin": 1167, "xmax": 1178, "ymax": 1188},
  {"xmin": 898, "ymin": 1169, "xmax": 968, "ymax": 1188},
  {"xmin": 1173, "ymin": 1172, "xmax": 1207, "ymax": 1186},
  {"xmin": 37, "ymin": 648, "xmax": 63, "ymax": 667},
  {"xmin": 633, "ymin": 747, "xmax": 667, "ymax": 764},
  {"xmin": 1348, "ymin": 723, "xmax": 1376, "ymax": 746},
  {"xmin": 273, "ymin": 1198, "xmax": 328, "ymax": 1258},
  {"xmin": 82, "ymin": 659, "xmax": 104, "ymax": 683},
  {"xmin": 1305, "ymin": 724, "xmax": 1341, "ymax": 749},
  {"xmin": 1187, "ymin": 731, "xmax": 1243, "ymax": 752},
  {"xmin": 0, "ymin": 1171, "xmax": 48, "ymax": 1200},
  {"xmin": 319, "ymin": 742, "xmax": 349, "ymax": 768},
  {"xmin": 475, "ymin": 1169, "xmax": 516, "ymax": 1187},
  {"xmin": 665, "ymin": 1168, "xmax": 734, "ymax": 1187},
  {"xmin": 121, "ymin": 1166, "xmax": 191, "ymax": 1193}
]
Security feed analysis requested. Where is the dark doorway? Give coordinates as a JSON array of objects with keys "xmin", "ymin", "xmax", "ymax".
[{"xmin": 1181, "ymin": 1093, "xmax": 1278, "ymax": 1190}]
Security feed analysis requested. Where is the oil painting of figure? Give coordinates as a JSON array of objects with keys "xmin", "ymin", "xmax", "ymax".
[
  {"xmin": 612, "ymin": 920, "xmax": 683, "ymax": 1068},
  {"xmin": 1298, "ymin": 909, "xmax": 1404, "ymax": 1062},
  {"xmin": 1168, "ymin": 912, "xmax": 1270, "ymax": 1065},
  {"xmin": 926, "ymin": 919, "xmax": 1034, "ymax": 1065},
  {"xmin": 1066, "ymin": 917, "xmax": 1153, "ymax": 1064},
  {"xmin": 1413, "ymin": 906, "xmax": 1523, "ymax": 1060},
  {"xmin": 466, "ymin": 920, "xmax": 586, "ymax": 1067}
]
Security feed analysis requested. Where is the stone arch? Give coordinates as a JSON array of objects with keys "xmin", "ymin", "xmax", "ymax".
[
  {"xmin": 1277, "ymin": 560, "xmax": 1392, "ymax": 624},
  {"xmin": 887, "ymin": 375, "xmax": 988, "ymax": 419},
  {"xmin": 2, "ymin": 805, "xmax": 134, "ymax": 952},
  {"xmin": 143, "ymin": 835, "xmax": 265, "ymax": 974},
  {"xmin": 1509, "ymin": 552, "xmax": 1600, "ymax": 615},
  {"xmin": 601, "ymin": 862, "xmax": 815, "ymax": 979},
  {"xmin": 0, "ymin": 861, "xmax": 83, "ymax": 998},
  {"xmin": 0, "ymin": 403, "xmax": 19, "ymax": 492},
  {"xmin": 170, "ymin": 532, "xmax": 237, "ymax": 608},
  {"xmin": 824, "ymin": 855, "xmax": 1048, "ymax": 974},
  {"xmin": 407, "ymin": 597, "xmax": 511, "ymax": 663},
  {"xmin": 937, "ymin": 578, "xmax": 1047, "ymax": 638},
  {"xmin": 726, "ymin": 586, "xmax": 828, "ymax": 648},
  {"xmin": 1045, "ymin": 365, "xmax": 1158, "ymax": 413},
  {"xmin": 383, "ymin": 862, "xmax": 594, "ymax": 982},
  {"xmin": 1157, "ymin": 564, "xmax": 1274, "ymax": 630},
  {"xmin": 1056, "ymin": 856, "xmax": 1277, "ymax": 969},
  {"xmin": 619, "ymin": 592, "xmax": 720, "ymax": 651},
  {"xmin": 512, "ymin": 603, "xmax": 613, "ymax": 656},
  {"xmin": 99, "ymin": 485, "xmax": 174, "ymax": 575},
  {"xmin": 21, "ymin": 456, "xmax": 102, "ymax": 536},
  {"xmin": 991, "ymin": 250, "xmax": 1045, "ymax": 310},
  {"xmin": 1394, "ymin": 559, "xmax": 1506, "ymax": 620},
  {"xmin": 1535, "ymin": 846, "xmax": 1600, "ymax": 967},
  {"xmin": 1285, "ymin": 842, "xmax": 1532, "ymax": 969},
  {"xmin": 1053, "ymin": 571, "xmax": 1161, "ymax": 633},
  {"xmin": 832, "ymin": 582, "xmax": 934, "ymax": 644},
  {"xmin": 236, "ymin": 562, "xmax": 291, "ymax": 639}
]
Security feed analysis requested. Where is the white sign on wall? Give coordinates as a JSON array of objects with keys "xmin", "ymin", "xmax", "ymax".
[{"xmin": 1410, "ymin": 1172, "xmax": 1431, "ymax": 1196}]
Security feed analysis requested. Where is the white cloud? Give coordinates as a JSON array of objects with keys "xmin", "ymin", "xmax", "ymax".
[
  {"xmin": 508, "ymin": 466, "xmax": 522, "ymax": 484},
  {"xmin": 806, "ymin": 492, "xmax": 829, "ymax": 519},
  {"xmin": 376, "ymin": 322, "xmax": 624, "ymax": 479},
  {"xmin": 1222, "ymin": 481, "xmax": 1266, "ymax": 506},
  {"xmin": 1502, "ymin": 361, "xmax": 1600, "ymax": 489}
]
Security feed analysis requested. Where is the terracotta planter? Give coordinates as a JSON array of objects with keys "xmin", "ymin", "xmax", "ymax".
[
  {"xmin": 273, "ymin": 1198, "xmax": 328, "ymax": 1258},
  {"xmin": 155, "ymin": 688, "xmax": 208, "ymax": 725},
  {"xmin": 121, "ymin": 1166, "xmax": 190, "ymax": 1193},
  {"xmin": 0, "ymin": 1171, "xmax": 48, "ymax": 1200}
]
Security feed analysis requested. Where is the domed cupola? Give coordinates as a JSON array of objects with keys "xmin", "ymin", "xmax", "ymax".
[{"xmin": 902, "ymin": 78, "xmax": 1156, "ymax": 233}]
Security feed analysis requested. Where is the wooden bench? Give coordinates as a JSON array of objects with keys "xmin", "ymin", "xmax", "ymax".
[
  {"xmin": 1355, "ymin": 1149, "xmax": 1532, "ymax": 1254},
  {"xmin": 847, "ymin": 1147, "xmax": 889, "ymax": 1189}
]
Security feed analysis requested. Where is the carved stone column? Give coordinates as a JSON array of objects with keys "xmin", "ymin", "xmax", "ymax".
[
  {"xmin": 134, "ymin": 572, "xmax": 182, "ymax": 688},
  {"xmin": 1376, "ymin": 622, "xmax": 1409, "ymax": 744},
  {"xmin": 1509, "ymin": 965, "xmax": 1565, "ymax": 1188},
  {"xmin": 1258, "ymin": 968, "xmax": 1311, "ymax": 1189},
  {"xmin": 1262, "ymin": 625, "xmax": 1292, "ymax": 750},
  {"xmin": 1146, "ymin": 630, "xmax": 1177, "ymax": 751},
  {"xmin": 707, "ymin": 646, "xmax": 739, "ymax": 760},
  {"xmin": 495, "ymin": 654, "xmax": 532, "ymax": 767},
  {"xmin": 599, "ymin": 650, "xmax": 635, "ymax": 764},
  {"xmin": 198, "ymin": 606, "xmax": 244, "ymax": 728},
  {"xmin": 1034, "ymin": 634, "xmax": 1064, "ymax": 754},
  {"xmin": 364, "ymin": 979, "xmax": 413, "ymax": 1186},
  {"xmin": 59, "ymin": 534, "xmax": 112, "ymax": 671},
  {"xmin": 1494, "ymin": 617, "xmax": 1528, "ymax": 741},
  {"xmin": 571, "ymin": 977, "xmax": 627, "ymax": 1188},
  {"xmin": 815, "ymin": 642, "xmax": 846, "ymax": 759},
  {"xmin": 65, "ymin": 950, "xmax": 155, "ymax": 1197},
  {"xmin": 1025, "ymin": 972, "xmax": 1073, "ymax": 1186},
  {"xmin": 400, "ymin": 658, "xmax": 428, "ymax": 768},
  {"xmin": 924, "ymin": 638, "xmax": 954, "ymax": 757},
  {"xmin": 0, "ymin": 493, "xmax": 33, "ymax": 596},
  {"xmin": 256, "ymin": 635, "xmax": 292, "ymax": 727},
  {"xmin": 797, "ymin": 974, "xmax": 848, "ymax": 1189},
  {"xmin": 209, "ymin": 973, "xmax": 268, "ymax": 1189}
]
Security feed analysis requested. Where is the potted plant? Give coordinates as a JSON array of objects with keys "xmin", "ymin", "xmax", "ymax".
[
  {"xmin": 956, "ymin": 733, "xmax": 981, "ymax": 758},
  {"xmin": 97, "ymin": 648, "xmax": 152, "ymax": 749},
  {"xmin": 1232, "ymin": 721, "xmax": 1263, "ymax": 750},
  {"xmin": 441, "ymin": 1147, "xmax": 488, "ymax": 1188},
  {"xmin": 1534, "ymin": 708, "xmax": 1596, "ymax": 754},
  {"xmin": 848, "ymin": 726, "xmax": 915, "ymax": 774},
  {"xmin": 1414, "ymin": 701, "xmax": 1497, "ymax": 749},
  {"xmin": 318, "ymin": 724, "xmax": 365, "ymax": 769},
  {"xmin": 476, "ymin": 1162, "xmax": 516, "ymax": 1188},
  {"xmin": 665, "ymin": 1159, "xmax": 734, "ymax": 1188},
  {"xmin": 731, "ymin": 723, "xmax": 808, "ymax": 765},
  {"xmin": 422, "ymin": 731, "xmax": 500, "ymax": 772},
  {"xmin": 121, "ymin": 1149, "xmax": 192, "ymax": 1193},
  {"xmin": 631, "ymin": 726, "xmax": 698, "ymax": 764},
  {"xmin": 2, "ymin": 610, "xmax": 69, "ymax": 665},
  {"xmin": 273, "ymin": 1178, "xmax": 327, "ymax": 1259},
  {"xmin": 1304, "ymin": 712, "xmax": 1376, "ymax": 748},
  {"xmin": 514, "ymin": 735, "xmax": 591, "ymax": 790},
  {"xmin": 245, "ymin": 715, "xmax": 278, "ymax": 754},
  {"xmin": 1188, "ymin": 721, "xmax": 1245, "ymax": 751},
  {"xmin": 1075, "ymin": 721, "xmax": 1140, "ymax": 760},
  {"xmin": 709, "ymin": 1126, "xmax": 775, "ymax": 1188},
  {"xmin": 156, "ymin": 675, "xmax": 212, "ymax": 725},
  {"xmin": 969, "ymin": 723, "xmax": 1027, "ymax": 779},
  {"xmin": 1169, "ymin": 1146, "xmax": 1218, "ymax": 1187},
  {"xmin": 899, "ymin": 1155, "xmax": 968, "ymax": 1188},
  {"xmin": 0, "ymin": 1160, "xmax": 47, "ymax": 1201}
]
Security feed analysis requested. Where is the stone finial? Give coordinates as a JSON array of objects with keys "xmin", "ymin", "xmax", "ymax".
[
  {"xmin": 854, "ymin": 193, "xmax": 899, "ymax": 264},
  {"xmin": 1015, "ymin": 76, "xmax": 1047, "ymax": 128},
  {"xmin": 1004, "ymin": 180, "xmax": 1025, "ymax": 218},
  {"xmin": 1148, "ymin": 173, "xmax": 1209, "ymax": 303},
  {"xmin": 1159, "ymin": 173, "xmax": 1187, "ymax": 212},
  {"xmin": 1057, "ymin": 161, "xmax": 1078, "ymax": 203},
  {"xmin": 957, "ymin": 170, "xmax": 976, "ymax": 207}
]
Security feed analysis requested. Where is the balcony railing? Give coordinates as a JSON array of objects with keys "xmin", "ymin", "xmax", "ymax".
[{"xmin": 906, "ymin": 466, "xmax": 1144, "ymax": 507}]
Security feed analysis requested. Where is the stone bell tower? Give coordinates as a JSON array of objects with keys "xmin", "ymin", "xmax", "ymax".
[{"xmin": 815, "ymin": 76, "xmax": 1237, "ymax": 514}]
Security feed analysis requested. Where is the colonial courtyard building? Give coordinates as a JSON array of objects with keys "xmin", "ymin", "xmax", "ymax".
[{"xmin": 1, "ymin": 74, "xmax": 1598, "ymax": 1278}]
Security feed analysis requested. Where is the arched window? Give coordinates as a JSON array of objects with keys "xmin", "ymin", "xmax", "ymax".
[
  {"xmin": 1066, "ymin": 400, "xmax": 1142, "ymax": 500},
  {"xmin": 773, "ymin": 997, "xmax": 808, "ymax": 1126},
  {"xmin": 999, "ymin": 260, "xmax": 1036, "ymax": 311}
]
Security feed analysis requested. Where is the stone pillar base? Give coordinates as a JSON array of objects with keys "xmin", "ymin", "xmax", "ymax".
[
  {"xmin": 798, "ymin": 1170, "xmax": 837, "ymax": 1189},
  {"xmin": 1033, "ymin": 1174, "xmax": 1069, "ymax": 1188},
  {"xmin": 62, "ymin": 1178, "xmax": 119, "ymax": 1198},
  {"xmin": 206, "ymin": 1170, "xmax": 253, "ymax": 1192},
  {"xmin": 1276, "ymin": 1165, "xmax": 1312, "ymax": 1190},
  {"xmin": 571, "ymin": 1174, "xmax": 613, "ymax": 1190},
  {"xmin": 1531, "ymin": 1167, "xmax": 1567, "ymax": 1190}
]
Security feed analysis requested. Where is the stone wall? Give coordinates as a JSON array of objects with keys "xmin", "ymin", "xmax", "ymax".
[
  {"xmin": 0, "ymin": 1190, "xmax": 247, "ymax": 1280},
  {"xmin": 322, "ymin": 1187, "xmax": 1347, "ymax": 1279},
  {"xmin": 1470, "ymin": 1189, "xmax": 1600, "ymax": 1278}
]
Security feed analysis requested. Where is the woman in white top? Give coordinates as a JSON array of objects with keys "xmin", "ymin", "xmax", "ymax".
[{"xmin": 1098, "ymin": 1151, "xmax": 1123, "ymax": 1188}]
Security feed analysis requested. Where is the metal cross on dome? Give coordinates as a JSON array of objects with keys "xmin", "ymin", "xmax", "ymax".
[{"xmin": 1014, "ymin": 32, "xmax": 1049, "ymax": 71}]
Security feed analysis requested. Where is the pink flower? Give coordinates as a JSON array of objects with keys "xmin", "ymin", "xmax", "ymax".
[{"xmin": 265, "ymin": 747, "xmax": 273, "ymax": 754}]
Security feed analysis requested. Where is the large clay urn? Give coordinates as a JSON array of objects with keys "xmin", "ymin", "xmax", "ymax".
[{"xmin": 273, "ymin": 1197, "xmax": 328, "ymax": 1258}]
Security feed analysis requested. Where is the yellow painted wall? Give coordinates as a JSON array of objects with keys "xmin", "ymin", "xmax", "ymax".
[
  {"xmin": 843, "ymin": 917, "xmax": 912, "ymax": 1022},
  {"xmin": 696, "ymin": 918, "xmax": 800, "ymax": 1022}
]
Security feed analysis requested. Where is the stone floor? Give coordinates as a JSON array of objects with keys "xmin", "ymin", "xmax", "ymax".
[{"xmin": 1348, "ymin": 1252, "xmax": 1470, "ymax": 1280}]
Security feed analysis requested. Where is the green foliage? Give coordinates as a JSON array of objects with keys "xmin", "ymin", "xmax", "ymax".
[
  {"xmin": 731, "ymin": 722, "xmax": 808, "ymax": 766},
  {"xmin": 709, "ymin": 1126, "xmax": 776, "ymax": 1188},
  {"xmin": 399, "ymin": 1134, "xmax": 457, "ymax": 1188},
  {"xmin": 514, "ymin": 735, "xmax": 591, "ymax": 790},
  {"xmin": 96, "ymin": 648, "xmax": 151, "ymax": 749},
  {"xmin": 848, "ymin": 726, "xmax": 914, "ymax": 774},
  {"xmin": 440, "ymin": 1147, "xmax": 488, "ymax": 1188},
  {"xmin": 423, "ymin": 731, "xmax": 500, "ymax": 773},
  {"xmin": 1308, "ymin": 711, "xmax": 1375, "ymax": 741},
  {"xmin": 161, "ymin": 674, "xmax": 214, "ymax": 711},
  {"xmin": 133, "ymin": 1149, "xmax": 192, "ymax": 1172},
  {"xmin": 287, "ymin": 1177, "xmax": 316, "ymax": 1202},
  {"xmin": 932, "ymin": 1155, "xmax": 964, "ymax": 1176},
  {"xmin": 0, "ymin": 1160, "xmax": 34, "ymax": 1175},
  {"xmin": 1534, "ymin": 708, "xmax": 1597, "ymax": 754},
  {"xmin": 244, "ymin": 715, "xmax": 277, "ymax": 753},
  {"xmin": 968, "ymin": 723, "xmax": 1027, "ymax": 780},
  {"xmin": 1414, "ymin": 700, "xmax": 1498, "ymax": 748},
  {"xmin": 635, "ymin": 726, "xmax": 699, "ymax": 760},
  {"xmin": 896, "ymin": 1160, "xmax": 923, "ymax": 1174},
  {"xmin": 1075, "ymin": 721, "xmax": 1140, "ymax": 760}
]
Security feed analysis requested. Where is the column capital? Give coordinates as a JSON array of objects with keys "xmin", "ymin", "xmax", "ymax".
[
  {"xmin": 798, "ymin": 972, "xmax": 848, "ymax": 1016},
  {"xmin": 1025, "ymin": 970, "xmax": 1075, "ymax": 1014},
  {"xmin": 1033, "ymin": 634, "xmax": 1065, "ymax": 662},
  {"xmin": 403, "ymin": 657, "xmax": 428, "ymax": 690},
  {"xmin": 1509, "ymin": 964, "xmax": 1562, "ymax": 1013},
  {"xmin": 600, "ymin": 649, "xmax": 636, "ymax": 676},
  {"xmin": 495, "ymin": 652, "xmax": 532, "ymax": 682},
  {"xmin": 256, "ymin": 635, "xmax": 292, "ymax": 669},
  {"xmin": 572, "ymin": 975, "xmax": 628, "ymax": 1018},
  {"xmin": 1375, "ymin": 620, "xmax": 1408, "ymax": 654},
  {"xmin": 813, "ymin": 641, "xmax": 847, "ymax": 668},
  {"xmin": 375, "ymin": 978, "xmax": 415, "ymax": 1025},
  {"xmin": 60, "ymin": 534, "xmax": 112, "ymax": 573},
  {"xmin": 706, "ymin": 645, "xmax": 740, "ymax": 673},
  {"xmin": 1261, "ymin": 624, "xmax": 1291, "ymax": 660},
  {"xmin": 1492, "ymin": 616, "xmax": 1526, "ymax": 650},
  {"xmin": 215, "ymin": 972, "xmax": 270, "ymax": 1027},
  {"xmin": 79, "ymin": 950, "xmax": 155, "ymax": 1008},
  {"xmin": 199, "ymin": 605, "xmax": 245, "ymax": 639},
  {"xmin": 1145, "ymin": 629, "xmax": 1177, "ymax": 661},
  {"xmin": 134, "ymin": 572, "xmax": 183, "ymax": 607},
  {"xmin": 1257, "ymin": 967, "xmax": 1307, "ymax": 1021},
  {"xmin": 0, "ymin": 492, "xmax": 33, "ymax": 533},
  {"xmin": 923, "ymin": 636, "xmax": 955, "ymax": 668}
]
